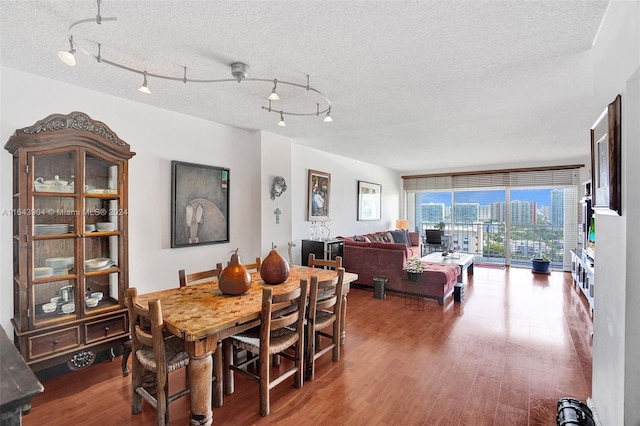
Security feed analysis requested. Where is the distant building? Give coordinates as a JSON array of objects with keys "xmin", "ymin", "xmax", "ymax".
[
  {"xmin": 511, "ymin": 200, "xmax": 537, "ymax": 224},
  {"xmin": 491, "ymin": 201, "xmax": 506, "ymax": 222},
  {"xmin": 453, "ymin": 203, "xmax": 479, "ymax": 224},
  {"xmin": 551, "ymin": 189, "xmax": 564, "ymax": 227},
  {"xmin": 421, "ymin": 203, "xmax": 444, "ymax": 224}
]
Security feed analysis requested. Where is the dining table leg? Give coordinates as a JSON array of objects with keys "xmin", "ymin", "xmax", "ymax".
[{"xmin": 187, "ymin": 353, "xmax": 213, "ymax": 426}]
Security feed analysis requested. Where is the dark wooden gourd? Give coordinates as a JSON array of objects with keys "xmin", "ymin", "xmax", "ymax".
[
  {"xmin": 260, "ymin": 246, "xmax": 290, "ymax": 284},
  {"xmin": 219, "ymin": 251, "xmax": 251, "ymax": 295}
]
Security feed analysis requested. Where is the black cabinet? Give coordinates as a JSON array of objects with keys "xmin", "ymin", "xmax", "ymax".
[{"xmin": 301, "ymin": 239, "xmax": 344, "ymax": 266}]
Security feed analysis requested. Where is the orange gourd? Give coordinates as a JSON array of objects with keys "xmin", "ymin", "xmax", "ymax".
[
  {"xmin": 260, "ymin": 244, "xmax": 290, "ymax": 284},
  {"xmin": 219, "ymin": 249, "xmax": 251, "ymax": 295}
]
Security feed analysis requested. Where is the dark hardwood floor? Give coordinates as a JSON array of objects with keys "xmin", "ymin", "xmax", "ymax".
[{"xmin": 22, "ymin": 266, "xmax": 592, "ymax": 425}]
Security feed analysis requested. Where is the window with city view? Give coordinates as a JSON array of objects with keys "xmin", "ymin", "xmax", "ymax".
[{"xmin": 414, "ymin": 186, "xmax": 578, "ymax": 270}]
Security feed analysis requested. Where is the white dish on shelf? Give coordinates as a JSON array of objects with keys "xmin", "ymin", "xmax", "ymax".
[
  {"xmin": 45, "ymin": 257, "xmax": 68, "ymax": 268},
  {"xmin": 85, "ymin": 297, "xmax": 99, "ymax": 308},
  {"xmin": 34, "ymin": 266, "xmax": 54, "ymax": 278},
  {"xmin": 96, "ymin": 222, "xmax": 115, "ymax": 232},
  {"xmin": 42, "ymin": 302, "xmax": 57, "ymax": 313},
  {"xmin": 91, "ymin": 292, "xmax": 103, "ymax": 301},
  {"xmin": 50, "ymin": 296, "xmax": 61, "ymax": 304},
  {"xmin": 61, "ymin": 303, "xmax": 75, "ymax": 314},
  {"xmin": 34, "ymin": 224, "xmax": 70, "ymax": 235},
  {"xmin": 85, "ymin": 224, "xmax": 96, "ymax": 232},
  {"xmin": 85, "ymin": 258, "xmax": 110, "ymax": 269}
]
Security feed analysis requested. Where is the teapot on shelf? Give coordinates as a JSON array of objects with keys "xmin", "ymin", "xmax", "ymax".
[{"xmin": 34, "ymin": 175, "xmax": 71, "ymax": 192}]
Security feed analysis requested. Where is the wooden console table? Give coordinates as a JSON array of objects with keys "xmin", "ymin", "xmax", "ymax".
[{"xmin": 0, "ymin": 325, "xmax": 43, "ymax": 425}]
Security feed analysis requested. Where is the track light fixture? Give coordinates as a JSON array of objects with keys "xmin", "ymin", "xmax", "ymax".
[
  {"xmin": 277, "ymin": 112, "xmax": 286, "ymax": 127},
  {"xmin": 137, "ymin": 71, "xmax": 151, "ymax": 94},
  {"xmin": 57, "ymin": 35, "xmax": 76, "ymax": 66},
  {"xmin": 268, "ymin": 79, "xmax": 280, "ymax": 101},
  {"xmin": 57, "ymin": 0, "xmax": 333, "ymax": 127}
]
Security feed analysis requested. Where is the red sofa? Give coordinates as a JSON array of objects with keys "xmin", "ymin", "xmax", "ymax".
[{"xmin": 341, "ymin": 231, "xmax": 459, "ymax": 305}]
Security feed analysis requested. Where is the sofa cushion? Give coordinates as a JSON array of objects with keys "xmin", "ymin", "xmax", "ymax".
[
  {"xmin": 389, "ymin": 229, "xmax": 409, "ymax": 246},
  {"xmin": 344, "ymin": 239, "xmax": 371, "ymax": 247},
  {"xmin": 407, "ymin": 232, "xmax": 420, "ymax": 246},
  {"xmin": 370, "ymin": 241, "xmax": 408, "ymax": 257}
]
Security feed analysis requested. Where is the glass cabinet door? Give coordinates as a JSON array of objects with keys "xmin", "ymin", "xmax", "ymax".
[{"xmin": 32, "ymin": 151, "xmax": 75, "ymax": 193}]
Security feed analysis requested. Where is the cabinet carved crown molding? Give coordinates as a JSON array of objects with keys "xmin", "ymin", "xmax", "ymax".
[{"xmin": 5, "ymin": 112, "xmax": 133, "ymax": 157}]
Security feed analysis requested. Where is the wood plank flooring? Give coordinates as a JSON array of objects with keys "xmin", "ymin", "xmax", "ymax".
[{"xmin": 21, "ymin": 267, "xmax": 592, "ymax": 425}]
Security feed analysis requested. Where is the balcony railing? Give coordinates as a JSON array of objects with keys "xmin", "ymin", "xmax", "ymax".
[{"xmin": 421, "ymin": 222, "xmax": 565, "ymax": 269}]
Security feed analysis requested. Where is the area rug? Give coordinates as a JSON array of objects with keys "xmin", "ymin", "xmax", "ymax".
[{"xmin": 475, "ymin": 263, "xmax": 506, "ymax": 270}]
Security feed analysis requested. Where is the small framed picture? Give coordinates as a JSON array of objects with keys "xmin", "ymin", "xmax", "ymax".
[
  {"xmin": 590, "ymin": 94, "xmax": 621, "ymax": 216},
  {"xmin": 357, "ymin": 180, "xmax": 381, "ymax": 221},
  {"xmin": 308, "ymin": 169, "xmax": 331, "ymax": 221},
  {"xmin": 171, "ymin": 160, "xmax": 230, "ymax": 247}
]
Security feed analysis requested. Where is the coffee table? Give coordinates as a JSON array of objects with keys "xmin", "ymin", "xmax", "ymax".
[{"xmin": 420, "ymin": 252, "xmax": 474, "ymax": 283}]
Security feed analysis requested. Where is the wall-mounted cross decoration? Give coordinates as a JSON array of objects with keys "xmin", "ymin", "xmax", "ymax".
[{"xmin": 274, "ymin": 207, "xmax": 281, "ymax": 224}]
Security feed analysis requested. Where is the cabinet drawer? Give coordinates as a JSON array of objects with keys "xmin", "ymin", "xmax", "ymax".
[
  {"xmin": 85, "ymin": 314, "xmax": 128, "ymax": 343},
  {"xmin": 28, "ymin": 326, "xmax": 81, "ymax": 360}
]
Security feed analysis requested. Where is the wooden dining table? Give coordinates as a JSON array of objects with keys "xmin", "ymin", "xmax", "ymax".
[{"xmin": 135, "ymin": 265, "xmax": 357, "ymax": 425}]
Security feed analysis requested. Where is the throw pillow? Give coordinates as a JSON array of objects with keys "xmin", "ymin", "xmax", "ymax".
[{"xmin": 390, "ymin": 229, "xmax": 409, "ymax": 246}]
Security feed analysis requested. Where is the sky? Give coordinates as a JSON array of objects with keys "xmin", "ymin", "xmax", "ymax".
[{"xmin": 420, "ymin": 189, "xmax": 555, "ymax": 207}]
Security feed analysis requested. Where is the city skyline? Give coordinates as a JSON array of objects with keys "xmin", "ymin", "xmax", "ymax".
[{"xmin": 420, "ymin": 189, "xmax": 554, "ymax": 207}]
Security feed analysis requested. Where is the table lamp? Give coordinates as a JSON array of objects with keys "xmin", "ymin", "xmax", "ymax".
[{"xmin": 396, "ymin": 220, "xmax": 409, "ymax": 230}]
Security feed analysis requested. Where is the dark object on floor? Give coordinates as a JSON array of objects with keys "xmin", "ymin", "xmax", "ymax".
[
  {"xmin": 556, "ymin": 397, "xmax": 595, "ymax": 426},
  {"xmin": 373, "ymin": 277, "xmax": 387, "ymax": 299},
  {"xmin": 454, "ymin": 283, "xmax": 464, "ymax": 302}
]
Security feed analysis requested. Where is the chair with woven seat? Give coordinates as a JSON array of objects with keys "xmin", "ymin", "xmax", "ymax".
[
  {"xmin": 178, "ymin": 263, "xmax": 224, "ymax": 287},
  {"xmin": 127, "ymin": 288, "xmax": 190, "ymax": 426},
  {"xmin": 176, "ymin": 264, "xmax": 226, "ymax": 406},
  {"xmin": 307, "ymin": 253, "xmax": 342, "ymax": 270},
  {"xmin": 224, "ymin": 282, "xmax": 308, "ymax": 416},
  {"xmin": 305, "ymin": 267, "xmax": 345, "ymax": 381}
]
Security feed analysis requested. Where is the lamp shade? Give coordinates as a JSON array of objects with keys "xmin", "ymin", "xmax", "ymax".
[{"xmin": 396, "ymin": 220, "xmax": 409, "ymax": 230}]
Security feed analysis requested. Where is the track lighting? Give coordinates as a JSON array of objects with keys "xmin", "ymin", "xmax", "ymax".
[
  {"xmin": 58, "ymin": 0, "xmax": 333, "ymax": 126},
  {"xmin": 267, "ymin": 79, "xmax": 280, "ymax": 101},
  {"xmin": 57, "ymin": 35, "xmax": 76, "ymax": 66},
  {"xmin": 277, "ymin": 112, "xmax": 286, "ymax": 127},
  {"xmin": 324, "ymin": 108, "xmax": 333, "ymax": 123},
  {"xmin": 137, "ymin": 72, "xmax": 151, "ymax": 94}
]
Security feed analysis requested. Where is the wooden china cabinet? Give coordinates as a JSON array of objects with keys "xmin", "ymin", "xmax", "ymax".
[{"xmin": 4, "ymin": 112, "xmax": 135, "ymax": 373}]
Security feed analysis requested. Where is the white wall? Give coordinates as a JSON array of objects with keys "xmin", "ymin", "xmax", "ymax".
[
  {"xmin": 260, "ymin": 130, "xmax": 293, "ymax": 261},
  {"xmin": 290, "ymin": 144, "xmax": 401, "ymax": 265},
  {"xmin": 590, "ymin": 1, "xmax": 640, "ymax": 424}
]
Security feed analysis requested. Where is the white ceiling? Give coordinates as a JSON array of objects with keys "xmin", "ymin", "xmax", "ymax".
[{"xmin": 0, "ymin": 0, "xmax": 609, "ymax": 173}]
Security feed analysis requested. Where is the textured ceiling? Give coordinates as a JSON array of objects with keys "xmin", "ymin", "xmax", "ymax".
[{"xmin": 0, "ymin": 1, "xmax": 609, "ymax": 172}]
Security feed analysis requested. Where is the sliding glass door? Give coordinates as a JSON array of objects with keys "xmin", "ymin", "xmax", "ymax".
[{"xmin": 412, "ymin": 186, "xmax": 578, "ymax": 270}]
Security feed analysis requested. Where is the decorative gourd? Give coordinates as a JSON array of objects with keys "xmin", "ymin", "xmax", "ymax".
[
  {"xmin": 219, "ymin": 249, "xmax": 251, "ymax": 295},
  {"xmin": 260, "ymin": 243, "xmax": 290, "ymax": 285}
]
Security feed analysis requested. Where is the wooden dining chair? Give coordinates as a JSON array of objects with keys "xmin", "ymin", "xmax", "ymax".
[
  {"xmin": 127, "ymin": 288, "xmax": 190, "ymax": 426},
  {"xmin": 178, "ymin": 263, "xmax": 224, "ymax": 287},
  {"xmin": 224, "ymin": 282, "xmax": 308, "ymax": 416},
  {"xmin": 308, "ymin": 253, "xmax": 342, "ymax": 270},
  {"xmin": 224, "ymin": 256, "xmax": 261, "ymax": 272},
  {"xmin": 176, "ymin": 264, "xmax": 226, "ymax": 406},
  {"xmin": 305, "ymin": 267, "xmax": 345, "ymax": 381}
]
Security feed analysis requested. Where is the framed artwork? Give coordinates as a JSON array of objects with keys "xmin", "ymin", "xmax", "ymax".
[
  {"xmin": 307, "ymin": 169, "xmax": 331, "ymax": 221},
  {"xmin": 357, "ymin": 180, "xmax": 381, "ymax": 221},
  {"xmin": 171, "ymin": 160, "xmax": 230, "ymax": 247},
  {"xmin": 590, "ymin": 94, "xmax": 621, "ymax": 216}
]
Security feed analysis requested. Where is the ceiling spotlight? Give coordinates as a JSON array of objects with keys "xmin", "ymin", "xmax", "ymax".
[
  {"xmin": 57, "ymin": 35, "xmax": 76, "ymax": 66},
  {"xmin": 268, "ymin": 79, "xmax": 280, "ymax": 101},
  {"xmin": 324, "ymin": 108, "xmax": 333, "ymax": 123},
  {"xmin": 277, "ymin": 112, "xmax": 286, "ymax": 127},
  {"xmin": 137, "ymin": 71, "xmax": 151, "ymax": 94}
]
